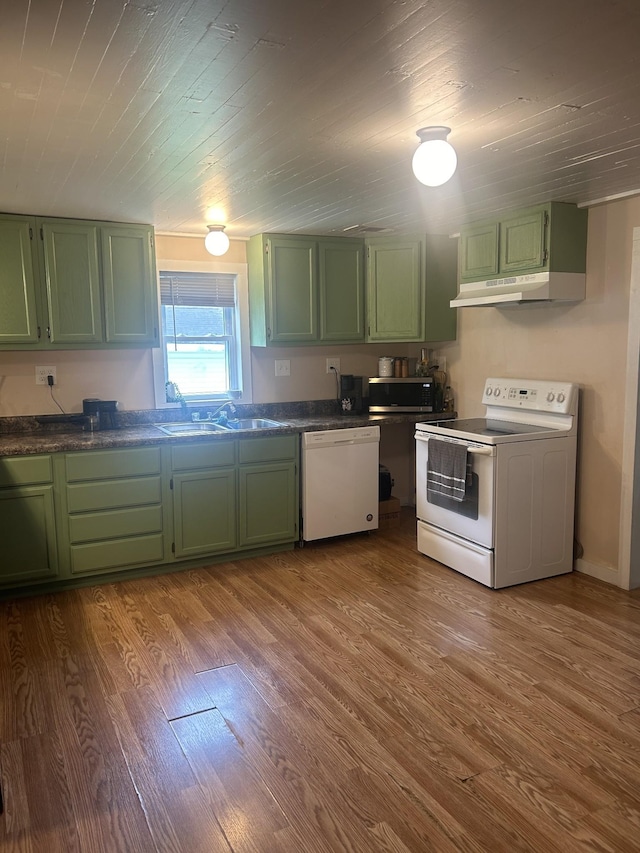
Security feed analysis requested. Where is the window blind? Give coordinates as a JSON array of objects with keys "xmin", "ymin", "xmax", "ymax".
[{"xmin": 159, "ymin": 271, "xmax": 236, "ymax": 308}]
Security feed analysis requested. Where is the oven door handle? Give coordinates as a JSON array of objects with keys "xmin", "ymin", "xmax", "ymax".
[{"xmin": 414, "ymin": 433, "xmax": 495, "ymax": 456}]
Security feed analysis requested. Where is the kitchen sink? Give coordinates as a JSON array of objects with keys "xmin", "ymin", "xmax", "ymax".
[
  {"xmin": 155, "ymin": 418, "xmax": 285, "ymax": 435},
  {"xmin": 224, "ymin": 418, "xmax": 285, "ymax": 430},
  {"xmin": 154, "ymin": 422, "xmax": 230, "ymax": 435}
]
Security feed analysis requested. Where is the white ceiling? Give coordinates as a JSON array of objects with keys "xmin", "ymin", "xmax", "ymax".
[{"xmin": 1, "ymin": 0, "xmax": 640, "ymax": 239}]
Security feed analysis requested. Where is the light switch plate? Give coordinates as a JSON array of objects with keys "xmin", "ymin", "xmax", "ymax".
[{"xmin": 275, "ymin": 359, "xmax": 290, "ymax": 377}]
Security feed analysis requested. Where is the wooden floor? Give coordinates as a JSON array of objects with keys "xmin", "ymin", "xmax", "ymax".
[{"xmin": 1, "ymin": 510, "xmax": 640, "ymax": 852}]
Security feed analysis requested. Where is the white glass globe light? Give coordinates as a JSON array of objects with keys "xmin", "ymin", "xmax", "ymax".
[
  {"xmin": 412, "ymin": 126, "xmax": 457, "ymax": 187},
  {"xmin": 205, "ymin": 225, "xmax": 230, "ymax": 256}
]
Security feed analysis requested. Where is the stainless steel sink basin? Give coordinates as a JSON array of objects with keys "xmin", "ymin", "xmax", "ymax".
[
  {"xmin": 224, "ymin": 418, "xmax": 285, "ymax": 430},
  {"xmin": 154, "ymin": 422, "xmax": 230, "ymax": 435},
  {"xmin": 155, "ymin": 418, "xmax": 285, "ymax": 435}
]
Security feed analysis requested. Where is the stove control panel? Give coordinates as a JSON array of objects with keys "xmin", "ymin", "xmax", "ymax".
[{"xmin": 482, "ymin": 378, "xmax": 577, "ymax": 414}]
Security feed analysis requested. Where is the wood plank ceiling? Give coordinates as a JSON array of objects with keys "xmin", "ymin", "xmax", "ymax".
[{"xmin": 1, "ymin": 0, "xmax": 639, "ymax": 239}]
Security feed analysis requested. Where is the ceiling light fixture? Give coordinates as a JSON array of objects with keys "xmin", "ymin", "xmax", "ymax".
[
  {"xmin": 411, "ymin": 126, "xmax": 457, "ymax": 187},
  {"xmin": 204, "ymin": 224, "xmax": 230, "ymax": 256}
]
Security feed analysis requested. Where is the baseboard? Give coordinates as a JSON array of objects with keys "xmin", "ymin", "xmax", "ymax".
[{"xmin": 575, "ymin": 557, "xmax": 620, "ymax": 587}]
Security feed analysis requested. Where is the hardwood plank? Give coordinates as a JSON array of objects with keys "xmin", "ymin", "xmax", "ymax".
[
  {"xmin": 105, "ymin": 687, "xmax": 230, "ymax": 852},
  {"xmin": 171, "ymin": 708, "xmax": 291, "ymax": 851}
]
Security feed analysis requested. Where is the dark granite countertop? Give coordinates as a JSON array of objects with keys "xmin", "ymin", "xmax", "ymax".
[{"xmin": 0, "ymin": 410, "xmax": 454, "ymax": 457}]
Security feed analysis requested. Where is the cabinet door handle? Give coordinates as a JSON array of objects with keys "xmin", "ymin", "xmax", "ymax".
[
  {"xmin": 37, "ymin": 325, "xmax": 41, "ymax": 339},
  {"xmin": 46, "ymin": 326, "xmax": 51, "ymax": 339}
]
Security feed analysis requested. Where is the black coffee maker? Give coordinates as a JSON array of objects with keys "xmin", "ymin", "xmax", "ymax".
[
  {"xmin": 83, "ymin": 398, "xmax": 119, "ymax": 430},
  {"xmin": 339, "ymin": 375, "xmax": 365, "ymax": 415}
]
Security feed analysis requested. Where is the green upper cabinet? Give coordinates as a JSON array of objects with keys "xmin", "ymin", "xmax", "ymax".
[
  {"xmin": 0, "ymin": 214, "xmax": 40, "ymax": 345},
  {"xmin": 42, "ymin": 219, "xmax": 103, "ymax": 344},
  {"xmin": 248, "ymin": 233, "xmax": 364, "ymax": 345},
  {"xmin": 102, "ymin": 224, "xmax": 158, "ymax": 345},
  {"xmin": 318, "ymin": 241, "xmax": 365, "ymax": 342},
  {"xmin": 458, "ymin": 222, "xmax": 499, "ymax": 282},
  {"xmin": 0, "ymin": 212, "xmax": 159, "ymax": 350},
  {"xmin": 366, "ymin": 234, "xmax": 457, "ymax": 343},
  {"xmin": 459, "ymin": 202, "xmax": 588, "ymax": 283}
]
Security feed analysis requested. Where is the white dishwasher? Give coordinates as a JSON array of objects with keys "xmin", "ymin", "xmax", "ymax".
[{"xmin": 302, "ymin": 426, "xmax": 380, "ymax": 542}]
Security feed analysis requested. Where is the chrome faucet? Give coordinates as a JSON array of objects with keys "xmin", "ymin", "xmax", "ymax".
[{"xmin": 206, "ymin": 402, "xmax": 237, "ymax": 423}]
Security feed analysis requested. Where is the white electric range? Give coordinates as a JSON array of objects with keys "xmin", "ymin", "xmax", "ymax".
[{"xmin": 415, "ymin": 377, "xmax": 579, "ymax": 589}]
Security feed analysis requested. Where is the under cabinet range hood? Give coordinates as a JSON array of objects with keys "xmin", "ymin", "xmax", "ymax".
[{"xmin": 450, "ymin": 271, "xmax": 586, "ymax": 308}]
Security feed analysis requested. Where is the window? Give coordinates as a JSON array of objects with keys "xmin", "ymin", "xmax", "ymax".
[{"xmin": 153, "ymin": 260, "xmax": 252, "ymax": 406}]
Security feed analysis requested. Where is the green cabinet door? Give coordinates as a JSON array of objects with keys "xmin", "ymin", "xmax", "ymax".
[
  {"xmin": 238, "ymin": 461, "xmax": 297, "ymax": 547},
  {"xmin": 458, "ymin": 222, "xmax": 499, "ymax": 282},
  {"xmin": 41, "ymin": 219, "xmax": 103, "ymax": 344},
  {"xmin": 499, "ymin": 210, "xmax": 546, "ymax": 274},
  {"xmin": 173, "ymin": 469, "xmax": 237, "ymax": 558},
  {"xmin": 0, "ymin": 215, "xmax": 41, "ymax": 345},
  {"xmin": 0, "ymin": 485, "xmax": 59, "ymax": 587},
  {"xmin": 267, "ymin": 237, "xmax": 317, "ymax": 343},
  {"xmin": 319, "ymin": 240, "xmax": 365, "ymax": 342},
  {"xmin": 424, "ymin": 235, "xmax": 458, "ymax": 342},
  {"xmin": 366, "ymin": 239, "xmax": 424, "ymax": 341},
  {"xmin": 102, "ymin": 224, "xmax": 158, "ymax": 345}
]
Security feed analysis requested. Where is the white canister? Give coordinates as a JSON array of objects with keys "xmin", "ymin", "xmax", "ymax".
[{"xmin": 378, "ymin": 356, "xmax": 394, "ymax": 377}]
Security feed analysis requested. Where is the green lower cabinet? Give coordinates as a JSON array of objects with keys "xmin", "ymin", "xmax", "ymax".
[
  {"xmin": 61, "ymin": 446, "xmax": 166, "ymax": 577},
  {"xmin": 0, "ymin": 485, "xmax": 59, "ymax": 587},
  {"xmin": 238, "ymin": 461, "xmax": 297, "ymax": 547},
  {"xmin": 172, "ymin": 469, "xmax": 237, "ymax": 558}
]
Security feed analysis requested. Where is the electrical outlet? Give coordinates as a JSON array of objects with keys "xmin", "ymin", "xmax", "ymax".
[
  {"xmin": 35, "ymin": 365, "xmax": 57, "ymax": 385},
  {"xmin": 326, "ymin": 357, "xmax": 341, "ymax": 374},
  {"xmin": 275, "ymin": 359, "xmax": 290, "ymax": 377}
]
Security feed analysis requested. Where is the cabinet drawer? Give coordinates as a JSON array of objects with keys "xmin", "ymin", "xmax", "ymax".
[
  {"xmin": 238, "ymin": 435, "xmax": 297, "ymax": 464},
  {"xmin": 69, "ymin": 505, "xmax": 163, "ymax": 544},
  {"xmin": 171, "ymin": 440, "xmax": 236, "ymax": 471},
  {"xmin": 70, "ymin": 534, "xmax": 165, "ymax": 575},
  {"xmin": 0, "ymin": 455, "xmax": 52, "ymax": 487},
  {"xmin": 67, "ymin": 475, "xmax": 161, "ymax": 513},
  {"xmin": 66, "ymin": 446, "xmax": 161, "ymax": 481}
]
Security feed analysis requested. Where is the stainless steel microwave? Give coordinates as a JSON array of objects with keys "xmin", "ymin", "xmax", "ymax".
[{"xmin": 368, "ymin": 377, "xmax": 437, "ymax": 413}]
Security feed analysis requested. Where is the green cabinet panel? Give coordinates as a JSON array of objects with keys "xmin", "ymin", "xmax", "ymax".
[
  {"xmin": 42, "ymin": 220, "xmax": 103, "ymax": 344},
  {"xmin": 458, "ymin": 223, "xmax": 499, "ymax": 281},
  {"xmin": 102, "ymin": 224, "xmax": 158, "ymax": 344},
  {"xmin": 173, "ymin": 469, "xmax": 237, "ymax": 558},
  {"xmin": 67, "ymin": 475, "xmax": 162, "ymax": 513},
  {"xmin": 0, "ymin": 215, "xmax": 40, "ymax": 345},
  {"xmin": 424, "ymin": 235, "xmax": 458, "ymax": 342},
  {"xmin": 69, "ymin": 504, "xmax": 163, "ymax": 543},
  {"xmin": 248, "ymin": 234, "xmax": 365, "ymax": 346},
  {"xmin": 238, "ymin": 435, "xmax": 297, "ymax": 464},
  {"xmin": 318, "ymin": 241, "xmax": 365, "ymax": 342},
  {"xmin": 500, "ymin": 210, "xmax": 546, "ymax": 274},
  {"xmin": 70, "ymin": 534, "xmax": 164, "ymax": 575},
  {"xmin": 66, "ymin": 446, "xmax": 161, "ymax": 481},
  {"xmin": 171, "ymin": 440, "xmax": 236, "ymax": 471},
  {"xmin": 268, "ymin": 237, "xmax": 317, "ymax": 342},
  {"xmin": 366, "ymin": 239, "xmax": 424, "ymax": 341},
  {"xmin": 458, "ymin": 202, "xmax": 588, "ymax": 284},
  {"xmin": 238, "ymin": 462, "xmax": 297, "ymax": 547},
  {"xmin": 0, "ymin": 454, "xmax": 52, "ymax": 488},
  {"xmin": 0, "ymin": 484, "xmax": 59, "ymax": 587}
]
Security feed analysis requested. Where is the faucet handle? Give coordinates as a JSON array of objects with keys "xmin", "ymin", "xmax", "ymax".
[{"xmin": 192, "ymin": 412, "xmax": 201, "ymax": 422}]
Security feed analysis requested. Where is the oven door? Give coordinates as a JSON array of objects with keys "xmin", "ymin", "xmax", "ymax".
[{"xmin": 415, "ymin": 432, "xmax": 496, "ymax": 548}]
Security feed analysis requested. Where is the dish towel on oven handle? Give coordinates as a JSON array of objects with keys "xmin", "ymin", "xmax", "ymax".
[{"xmin": 426, "ymin": 438, "xmax": 469, "ymax": 502}]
